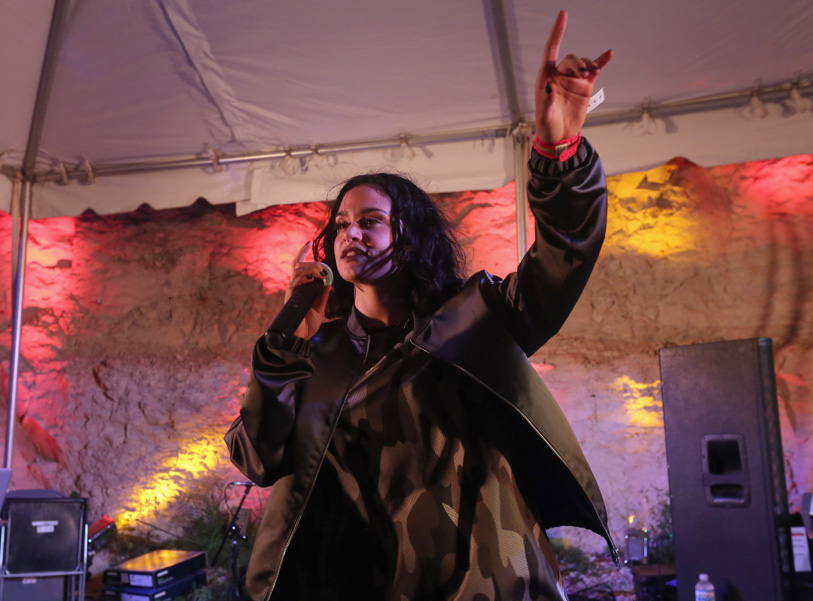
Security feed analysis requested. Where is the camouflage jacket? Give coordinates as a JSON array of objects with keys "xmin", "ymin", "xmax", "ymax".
[{"xmin": 226, "ymin": 139, "xmax": 616, "ymax": 600}]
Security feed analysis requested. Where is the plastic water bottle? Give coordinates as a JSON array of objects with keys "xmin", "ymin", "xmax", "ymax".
[{"xmin": 695, "ymin": 573, "xmax": 715, "ymax": 601}]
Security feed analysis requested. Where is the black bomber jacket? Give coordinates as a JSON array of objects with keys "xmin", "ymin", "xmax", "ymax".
[{"xmin": 226, "ymin": 139, "xmax": 617, "ymax": 600}]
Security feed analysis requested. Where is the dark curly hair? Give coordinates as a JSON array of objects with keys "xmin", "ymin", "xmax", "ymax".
[{"xmin": 313, "ymin": 173, "xmax": 467, "ymax": 318}]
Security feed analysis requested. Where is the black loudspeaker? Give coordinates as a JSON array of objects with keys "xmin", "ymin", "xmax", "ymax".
[
  {"xmin": 659, "ymin": 338, "xmax": 794, "ymax": 601},
  {"xmin": 2, "ymin": 497, "xmax": 86, "ymax": 572},
  {"xmin": 0, "ymin": 496, "xmax": 87, "ymax": 601}
]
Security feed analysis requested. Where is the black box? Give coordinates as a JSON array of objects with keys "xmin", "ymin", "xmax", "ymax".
[
  {"xmin": 798, "ymin": 572, "xmax": 813, "ymax": 601},
  {"xmin": 103, "ymin": 550, "xmax": 206, "ymax": 589},
  {"xmin": 103, "ymin": 570, "xmax": 207, "ymax": 601},
  {"xmin": 632, "ymin": 564, "xmax": 676, "ymax": 601}
]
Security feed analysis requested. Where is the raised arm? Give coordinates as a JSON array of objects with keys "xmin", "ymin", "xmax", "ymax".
[{"xmin": 494, "ymin": 11, "xmax": 612, "ymax": 354}]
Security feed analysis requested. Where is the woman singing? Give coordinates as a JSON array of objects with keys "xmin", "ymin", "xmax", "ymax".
[{"xmin": 227, "ymin": 11, "xmax": 615, "ymax": 600}]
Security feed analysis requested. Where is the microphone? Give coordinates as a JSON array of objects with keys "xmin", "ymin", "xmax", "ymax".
[
  {"xmin": 265, "ymin": 263, "xmax": 334, "ymax": 349},
  {"xmin": 228, "ymin": 481, "xmax": 256, "ymax": 487}
]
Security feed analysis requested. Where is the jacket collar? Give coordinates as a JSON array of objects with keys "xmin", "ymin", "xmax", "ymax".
[{"xmin": 345, "ymin": 305, "xmax": 431, "ymax": 342}]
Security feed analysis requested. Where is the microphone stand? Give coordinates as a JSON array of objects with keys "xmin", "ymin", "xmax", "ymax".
[{"xmin": 213, "ymin": 483, "xmax": 253, "ymax": 600}]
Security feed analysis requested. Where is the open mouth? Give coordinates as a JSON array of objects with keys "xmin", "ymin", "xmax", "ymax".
[{"xmin": 341, "ymin": 247, "xmax": 369, "ymax": 259}]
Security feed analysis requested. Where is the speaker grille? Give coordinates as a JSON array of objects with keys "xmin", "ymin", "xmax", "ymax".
[{"xmin": 4, "ymin": 498, "xmax": 87, "ymax": 573}]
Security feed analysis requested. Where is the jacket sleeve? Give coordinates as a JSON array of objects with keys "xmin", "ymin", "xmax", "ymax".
[
  {"xmin": 224, "ymin": 336, "xmax": 314, "ymax": 487},
  {"xmin": 491, "ymin": 137, "xmax": 607, "ymax": 355}
]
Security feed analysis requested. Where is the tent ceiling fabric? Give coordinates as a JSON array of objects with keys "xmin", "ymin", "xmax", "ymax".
[{"xmin": 2, "ymin": 0, "xmax": 813, "ymax": 218}]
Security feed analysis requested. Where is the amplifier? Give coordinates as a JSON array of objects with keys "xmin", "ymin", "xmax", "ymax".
[
  {"xmin": 103, "ymin": 570, "xmax": 207, "ymax": 601},
  {"xmin": 103, "ymin": 550, "xmax": 206, "ymax": 589}
]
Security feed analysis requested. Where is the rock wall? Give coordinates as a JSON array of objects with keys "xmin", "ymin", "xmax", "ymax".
[{"xmin": 1, "ymin": 153, "xmax": 812, "ymax": 558}]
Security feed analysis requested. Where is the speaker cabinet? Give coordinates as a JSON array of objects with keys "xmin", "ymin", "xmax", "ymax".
[
  {"xmin": 0, "ymin": 496, "xmax": 87, "ymax": 601},
  {"xmin": 659, "ymin": 338, "xmax": 794, "ymax": 601},
  {"xmin": 3, "ymin": 497, "xmax": 86, "ymax": 572},
  {"xmin": 1, "ymin": 576, "xmax": 66, "ymax": 601}
]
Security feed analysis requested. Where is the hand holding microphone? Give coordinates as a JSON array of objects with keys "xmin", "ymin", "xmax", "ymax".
[{"xmin": 265, "ymin": 241, "xmax": 334, "ymax": 348}]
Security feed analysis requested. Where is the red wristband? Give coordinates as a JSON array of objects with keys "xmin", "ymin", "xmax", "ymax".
[{"xmin": 533, "ymin": 132, "xmax": 582, "ymax": 162}]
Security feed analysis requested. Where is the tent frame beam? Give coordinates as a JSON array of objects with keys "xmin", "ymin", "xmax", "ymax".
[
  {"xmin": 483, "ymin": 0, "xmax": 523, "ymax": 126},
  {"xmin": 27, "ymin": 125, "xmax": 513, "ymax": 184},
  {"xmin": 587, "ymin": 78, "xmax": 813, "ymax": 127},
  {"xmin": 482, "ymin": 0, "xmax": 530, "ymax": 262},
  {"xmin": 22, "ymin": 0, "xmax": 69, "ymax": 177},
  {"xmin": 7, "ymin": 77, "xmax": 808, "ymax": 187},
  {"xmin": 5, "ymin": 0, "xmax": 69, "ymax": 470}
]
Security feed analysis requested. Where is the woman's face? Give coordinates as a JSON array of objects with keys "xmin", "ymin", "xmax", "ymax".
[{"xmin": 333, "ymin": 185, "xmax": 397, "ymax": 286}]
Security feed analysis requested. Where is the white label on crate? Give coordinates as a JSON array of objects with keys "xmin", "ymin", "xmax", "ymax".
[
  {"xmin": 793, "ymin": 526, "xmax": 811, "ymax": 572},
  {"xmin": 157, "ymin": 569, "xmax": 169, "ymax": 577},
  {"xmin": 22, "ymin": 578, "xmax": 37, "ymax": 584},
  {"xmin": 156, "ymin": 592, "xmax": 167, "ymax": 599},
  {"xmin": 32, "ymin": 520, "xmax": 58, "ymax": 533},
  {"xmin": 129, "ymin": 574, "xmax": 153, "ymax": 587},
  {"xmin": 121, "ymin": 594, "xmax": 148, "ymax": 601}
]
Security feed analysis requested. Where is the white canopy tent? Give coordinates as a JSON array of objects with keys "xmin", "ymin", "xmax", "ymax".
[
  {"xmin": 3, "ymin": 0, "xmax": 813, "ymax": 465},
  {"xmin": 3, "ymin": 0, "xmax": 813, "ymax": 217}
]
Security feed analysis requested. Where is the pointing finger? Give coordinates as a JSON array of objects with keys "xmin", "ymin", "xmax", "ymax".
[{"xmin": 543, "ymin": 10, "xmax": 568, "ymax": 68}]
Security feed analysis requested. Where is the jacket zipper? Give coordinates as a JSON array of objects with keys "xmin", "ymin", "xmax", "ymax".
[{"xmin": 264, "ymin": 334, "xmax": 372, "ymax": 600}]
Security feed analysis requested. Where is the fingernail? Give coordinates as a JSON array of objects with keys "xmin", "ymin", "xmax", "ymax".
[
  {"xmin": 320, "ymin": 267, "xmax": 328, "ymax": 276},
  {"xmin": 578, "ymin": 67, "xmax": 587, "ymax": 72},
  {"xmin": 545, "ymin": 82, "xmax": 552, "ymax": 94},
  {"xmin": 590, "ymin": 66, "xmax": 600, "ymax": 71}
]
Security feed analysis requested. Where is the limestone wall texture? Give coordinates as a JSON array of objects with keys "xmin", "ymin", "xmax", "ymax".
[{"xmin": 1, "ymin": 153, "xmax": 812, "ymax": 559}]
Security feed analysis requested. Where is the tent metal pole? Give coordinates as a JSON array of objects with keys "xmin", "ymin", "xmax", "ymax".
[
  {"xmin": 512, "ymin": 125, "xmax": 531, "ymax": 262},
  {"xmin": 483, "ymin": 0, "xmax": 522, "ymax": 125},
  {"xmin": 10, "ymin": 179, "xmax": 20, "ymax": 283},
  {"xmin": 31, "ymin": 126, "xmax": 512, "ymax": 183},
  {"xmin": 22, "ymin": 0, "xmax": 70, "ymax": 176},
  {"xmin": 4, "ymin": 0, "xmax": 70, "ymax": 470},
  {"xmin": 584, "ymin": 79, "xmax": 813, "ymax": 127},
  {"xmin": 4, "ymin": 180, "xmax": 32, "ymax": 469}
]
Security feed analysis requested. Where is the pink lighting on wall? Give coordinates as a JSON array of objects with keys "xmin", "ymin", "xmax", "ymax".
[
  {"xmin": 1, "ymin": 150, "xmax": 812, "ymax": 540},
  {"xmin": 716, "ymin": 155, "xmax": 813, "ymax": 215}
]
